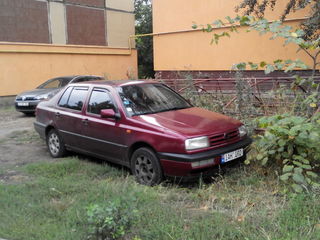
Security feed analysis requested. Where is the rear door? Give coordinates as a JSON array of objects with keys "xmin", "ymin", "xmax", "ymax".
[
  {"xmin": 81, "ymin": 87, "xmax": 127, "ymax": 163},
  {"xmin": 54, "ymin": 86, "xmax": 89, "ymax": 148}
]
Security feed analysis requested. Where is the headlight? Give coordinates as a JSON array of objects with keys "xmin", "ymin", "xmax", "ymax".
[
  {"xmin": 185, "ymin": 136, "xmax": 209, "ymax": 151},
  {"xmin": 36, "ymin": 94, "xmax": 49, "ymax": 100},
  {"xmin": 239, "ymin": 125, "xmax": 247, "ymax": 137}
]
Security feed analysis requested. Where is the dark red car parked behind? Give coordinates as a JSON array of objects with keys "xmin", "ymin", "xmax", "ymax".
[{"xmin": 34, "ymin": 80, "xmax": 252, "ymax": 185}]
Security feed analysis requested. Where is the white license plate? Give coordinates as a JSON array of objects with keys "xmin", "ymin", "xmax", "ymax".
[
  {"xmin": 221, "ymin": 149, "xmax": 243, "ymax": 163},
  {"xmin": 17, "ymin": 102, "xmax": 29, "ymax": 106}
]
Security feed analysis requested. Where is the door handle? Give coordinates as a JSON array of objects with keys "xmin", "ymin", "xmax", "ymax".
[
  {"xmin": 55, "ymin": 112, "xmax": 61, "ymax": 118},
  {"xmin": 82, "ymin": 119, "xmax": 89, "ymax": 125}
]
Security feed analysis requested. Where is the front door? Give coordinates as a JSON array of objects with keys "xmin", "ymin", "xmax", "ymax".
[{"xmin": 81, "ymin": 88, "xmax": 126, "ymax": 163}]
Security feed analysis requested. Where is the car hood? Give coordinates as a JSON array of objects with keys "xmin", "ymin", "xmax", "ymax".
[
  {"xmin": 134, "ymin": 107, "xmax": 242, "ymax": 137},
  {"xmin": 17, "ymin": 88, "xmax": 60, "ymax": 97}
]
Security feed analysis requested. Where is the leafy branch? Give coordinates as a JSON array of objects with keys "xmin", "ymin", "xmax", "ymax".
[{"xmin": 193, "ymin": 15, "xmax": 320, "ymax": 115}]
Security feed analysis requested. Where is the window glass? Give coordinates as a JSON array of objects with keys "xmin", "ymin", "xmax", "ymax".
[
  {"xmin": 58, "ymin": 87, "xmax": 73, "ymax": 108},
  {"xmin": 59, "ymin": 78, "xmax": 73, "ymax": 87},
  {"xmin": 73, "ymin": 76, "xmax": 103, "ymax": 83},
  {"xmin": 39, "ymin": 79, "xmax": 61, "ymax": 89},
  {"xmin": 117, "ymin": 84, "xmax": 191, "ymax": 116},
  {"xmin": 87, "ymin": 89, "xmax": 115, "ymax": 115},
  {"xmin": 67, "ymin": 87, "xmax": 88, "ymax": 111}
]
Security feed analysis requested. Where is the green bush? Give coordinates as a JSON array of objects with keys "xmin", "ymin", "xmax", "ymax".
[
  {"xmin": 248, "ymin": 113, "xmax": 320, "ymax": 192},
  {"xmin": 86, "ymin": 199, "xmax": 137, "ymax": 240}
]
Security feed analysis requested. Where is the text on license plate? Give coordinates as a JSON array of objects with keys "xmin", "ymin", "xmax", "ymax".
[
  {"xmin": 221, "ymin": 149, "xmax": 243, "ymax": 163},
  {"xmin": 17, "ymin": 102, "xmax": 29, "ymax": 106}
]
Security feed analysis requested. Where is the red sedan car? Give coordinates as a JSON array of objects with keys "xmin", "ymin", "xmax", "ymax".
[{"xmin": 34, "ymin": 80, "xmax": 252, "ymax": 185}]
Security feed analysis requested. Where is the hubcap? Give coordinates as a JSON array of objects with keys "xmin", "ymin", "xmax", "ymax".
[
  {"xmin": 135, "ymin": 155, "xmax": 154, "ymax": 184},
  {"xmin": 48, "ymin": 133, "xmax": 60, "ymax": 155}
]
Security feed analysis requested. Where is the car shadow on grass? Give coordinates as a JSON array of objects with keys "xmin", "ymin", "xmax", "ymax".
[{"xmin": 65, "ymin": 151, "xmax": 245, "ymax": 189}]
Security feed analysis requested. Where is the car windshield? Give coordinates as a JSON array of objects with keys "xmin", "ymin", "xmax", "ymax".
[
  {"xmin": 117, "ymin": 83, "xmax": 192, "ymax": 116},
  {"xmin": 37, "ymin": 78, "xmax": 72, "ymax": 89}
]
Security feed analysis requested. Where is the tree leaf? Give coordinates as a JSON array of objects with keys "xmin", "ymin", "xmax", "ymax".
[
  {"xmin": 301, "ymin": 164, "xmax": 312, "ymax": 170},
  {"xmin": 292, "ymin": 173, "xmax": 305, "ymax": 184},
  {"xmin": 260, "ymin": 61, "xmax": 267, "ymax": 68},
  {"xmin": 292, "ymin": 184, "xmax": 303, "ymax": 193},
  {"xmin": 265, "ymin": 64, "xmax": 275, "ymax": 74},
  {"xmin": 293, "ymin": 161, "xmax": 303, "ymax": 168},
  {"xmin": 256, "ymin": 153, "xmax": 264, "ymax": 160},
  {"xmin": 306, "ymin": 171, "xmax": 318, "ymax": 178},
  {"xmin": 262, "ymin": 157, "xmax": 268, "ymax": 165},
  {"xmin": 283, "ymin": 165, "xmax": 294, "ymax": 173},
  {"xmin": 235, "ymin": 62, "xmax": 247, "ymax": 70},
  {"xmin": 280, "ymin": 172, "xmax": 292, "ymax": 181}
]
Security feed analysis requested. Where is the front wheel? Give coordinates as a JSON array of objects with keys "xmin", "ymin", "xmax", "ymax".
[
  {"xmin": 131, "ymin": 147, "xmax": 163, "ymax": 186},
  {"xmin": 46, "ymin": 129, "xmax": 66, "ymax": 158}
]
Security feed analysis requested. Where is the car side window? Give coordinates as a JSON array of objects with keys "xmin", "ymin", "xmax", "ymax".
[
  {"xmin": 60, "ymin": 78, "xmax": 72, "ymax": 87},
  {"xmin": 87, "ymin": 89, "xmax": 115, "ymax": 115},
  {"xmin": 58, "ymin": 87, "xmax": 88, "ymax": 111},
  {"xmin": 58, "ymin": 87, "xmax": 73, "ymax": 107}
]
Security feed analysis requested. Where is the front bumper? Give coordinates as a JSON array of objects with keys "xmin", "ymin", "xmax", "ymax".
[
  {"xmin": 15, "ymin": 100, "xmax": 40, "ymax": 113},
  {"xmin": 158, "ymin": 136, "xmax": 252, "ymax": 177}
]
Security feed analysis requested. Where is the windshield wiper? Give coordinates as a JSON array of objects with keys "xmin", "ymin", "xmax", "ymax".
[
  {"xmin": 131, "ymin": 111, "xmax": 154, "ymax": 116},
  {"xmin": 131, "ymin": 106, "xmax": 191, "ymax": 116},
  {"xmin": 153, "ymin": 106, "xmax": 191, "ymax": 114},
  {"xmin": 168, "ymin": 106, "xmax": 191, "ymax": 111}
]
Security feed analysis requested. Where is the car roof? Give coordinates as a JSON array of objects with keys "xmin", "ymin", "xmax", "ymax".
[
  {"xmin": 73, "ymin": 75, "xmax": 103, "ymax": 79},
  {"xmin": 69, "ymin": 80, "xmax": 157, "ymax": 87},
  {"xmin": 51, "ymin": 75, "xmax": 102, "ymax": 80}
]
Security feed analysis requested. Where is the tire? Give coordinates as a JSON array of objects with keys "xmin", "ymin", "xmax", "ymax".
[
  {"xmin": 131, "ymin": 147, "xmax": 163, "ymax": 186},
  {"xmin": 46, "ymin": 129, "xmax": 66, "ymax": 158}
]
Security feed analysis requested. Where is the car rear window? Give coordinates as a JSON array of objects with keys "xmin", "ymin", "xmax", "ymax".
[{"xmin": 58, "ymin": 87, "xmax": 88, "ymax": 111}]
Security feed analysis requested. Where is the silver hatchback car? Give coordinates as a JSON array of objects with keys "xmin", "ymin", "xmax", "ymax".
[{"xmin": 15, "ymin": 75, "xmax": 103, "ymax": 115}]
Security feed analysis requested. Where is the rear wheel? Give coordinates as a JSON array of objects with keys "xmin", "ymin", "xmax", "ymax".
[
  {"xmin": 131, "ymin": 147, "xmax": 163, "ymax": 186},
  {"xmin": 46, "ymin": 129, "xmax": 66, "ymax": 158}
]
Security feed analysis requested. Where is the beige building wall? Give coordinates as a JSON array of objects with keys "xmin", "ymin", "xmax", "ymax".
[
  {"xmin": 153, "ymin": 0, "xmax": 313, "ymax": 71},
  {"xmin": 106, "ymin": 11, "xmax": 135, "ymax": 48},
  {"xmin": 106, "ymin": 0, "xmax": 135, "ymax": 48},
  {"xmin": 49, "ymin": 1, "xmax": 67, "ymax": 44},
  {"xmin": 0, "ymin": 0, "xmax": 137, "ymax": 97},
  {"xmin": 0, "ymin": 43, "xmax": 137, "ymax": 96},
  {"xmin": 106, "ymin": 0, "xmax": 134, "ymax": 12}
]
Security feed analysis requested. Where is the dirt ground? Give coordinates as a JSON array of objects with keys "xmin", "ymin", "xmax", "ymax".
[{"xmin": 0, "ymin": 108, "xmax": 51, "ymax": 182}]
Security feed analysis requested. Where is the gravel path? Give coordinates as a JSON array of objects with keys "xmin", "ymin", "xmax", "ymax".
[
  {"xmin": 0, "ymin": 108, "xmax": 51, "ymax": 169},
  {"xmin": 0, "ymin": 110, "xmax": 34, "ymax": 139}
]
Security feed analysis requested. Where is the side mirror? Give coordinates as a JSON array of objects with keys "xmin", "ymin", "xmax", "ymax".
[{"xmin": 100, "ymin": 109, "xmax": 120, "ymax": 119}]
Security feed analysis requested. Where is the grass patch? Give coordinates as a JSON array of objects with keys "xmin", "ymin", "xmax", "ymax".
[
  {"xmin": 0, "ymin": 157, "xmax": 319, "ymax": 240},
  {"xmin": 0, "ymin": 105, "xmax": 15, "ymax": 112}
]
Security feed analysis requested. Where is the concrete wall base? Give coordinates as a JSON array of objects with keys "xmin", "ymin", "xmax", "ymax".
[{"xmin": 0, "ymin": 96, "xmax": 15, "ymax": 108}]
